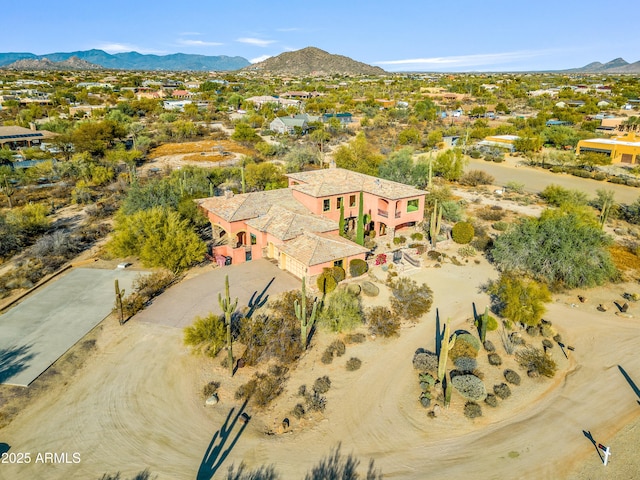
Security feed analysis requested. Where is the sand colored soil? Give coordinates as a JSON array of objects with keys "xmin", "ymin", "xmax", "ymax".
[
  {"xmin": 1, "ymin": 249, "xmax": 640, "ymax": 479},
  {"xmin": 148, "ymin": 140, "xmax": 256, "ymax": 160}
]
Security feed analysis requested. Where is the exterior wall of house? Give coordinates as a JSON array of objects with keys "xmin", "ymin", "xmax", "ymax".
[{"xmin": 576, "ymin": 134, "xmax": 640, "ymax": 164}]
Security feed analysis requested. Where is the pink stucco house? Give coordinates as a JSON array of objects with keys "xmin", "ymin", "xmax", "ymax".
[{"xmin": 197, "ymin": 167, "xmax": 426, "ymax": 280}]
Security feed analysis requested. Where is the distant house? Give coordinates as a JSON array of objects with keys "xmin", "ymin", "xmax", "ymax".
[
  {"xmin": 0, "ymin": 125, "xmax": 56, "ymax": 149},
  {"xmin": 566, "ymin": 100, "xmax": 586, "ymax": 108},
  {"xmin": 322, "ymin": 112, "xmax": 353, "ymax": 125},
  {"xmin": 171, "ymin": 89, "xmax": 192, "ymax": 99},
  {"xmin": 478, "ymin": 135, "xmax": 520, "ymax": 152},
  {"xmin": 270, "ymin": 116, "xmax": 308, "ymax": 134},
  {"xmin": 576, "ymin": 132, "xmax": 640, "ymax": 164},
  {"xmin": 245, "ymin": 96, "xmax": 300, "ymax": 109},
  {"xmin": 197, "ymin": 167, "xmax": 426, "ymax": 280},
  {"xmin": 163, "ymin": 100, "xmax": 193, "ymax": 111}
]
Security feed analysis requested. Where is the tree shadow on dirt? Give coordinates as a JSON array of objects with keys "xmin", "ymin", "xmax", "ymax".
[
  {"xmin": 196, "ymin": 400, "xmax": 250, "ymax": 480},
  {"xmin": 618, "ymin": 365, "xmax": 640, "ymax": 405},
  {"xmin": 0, "ymin": 344, "xmax": 34, "ymax": 384}
]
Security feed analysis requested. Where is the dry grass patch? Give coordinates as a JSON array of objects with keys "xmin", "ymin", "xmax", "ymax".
[
  {"xmin": 148, "ymin": 140, "xmax": 256, "ymax": 159},
  {"xmin": 610, "ymin": 245, "xmax": 640, "ymax": 273}
]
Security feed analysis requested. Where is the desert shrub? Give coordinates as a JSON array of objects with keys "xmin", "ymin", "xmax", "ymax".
[
  {"xmin": 203, "ymin": 381, "xmax": 220, "ymax": 398},
  {"xmin": 510, "ymin": 332, "xmax": 525, "ymax": 345},
  {"xmin": 317, "ymin": 271, "xmax": 338, "ymax": 294},
  {"xmin": 489, "ymin": 273, "xmax": 551, "ymax": 327},
  {"xmin": 455, "ymin": 332, "xmax": 481, "ymax": 353},
  {"xmin": 441, "ymin": 200, "xmax": 464, "ymax": 222},
  {"xmin": 464, "ymin": 401, "xmax": 483, "ymax": 418},
  {"xmin": 460, "ymin": 170, "xmax": 495, "ymax": 187},
  {"xmin": 321, "ymin": 348, "xmax": 334, "ymax": 364},
  {"xmin": 393, "ymin": 235, "xmax": 407, "ymax": 245},
  {"xmin": 292, "ymin": 403, "xmax": 306, "ymax": 419},
  {"xmin": 452, "ymin": 374, "xmax": 487, "ymax": 401},
  {"xmin": 542, "ymin": 339, "xmax": 553, "ymax": 349},
  {"xmin": 452, "ymin": 222, "xmax": 474, "ymax": 244},
  {"xmin": 457, "ymin": 245, "xmax": 477, "ymax": 258},
  {"xmin": 329, "ymin": 266, "xmax": 346, "ymax": 283},
  {"xmin": 133, "ymin": 270, "xmax": 176, "ymax": 299},
  {"xmin": 318, "ymin": 289, "xmax": 363, "ymax": 332},
  {"xmin": 526, "ymin": 325, "xmax": 539, "ymax": 336},
  {"xmin": 298, "ymin": 385, "xmax": 307, "ymax": 396},
  {"xmin": 313, "ymin": 375, "xmax": 332, "ymax": 394},
  {"xmin": 413, "ymin": 351, "xmax": 438, "ymax": 373},
  {"xmin": 240, "ymin": 309, "xmax": 302, "ymax": 367},
  {"xmin": 329, "ymin": 339, "xmax": 346, "ymax": 357},
  {"xmin": 539, "ymin": 184, "xmax": 588, "ymax": 207},
  {"xmin": 427, "ymin": 250, "xmax": 443, "ymax": 261},
  {"xmin": 483, "ymin": 340, "xmax": 496, "ymax": 352},
  {"xmin": 420, "ymin": 395, "xmax": 431, "ymax": 408},
  {"xmin": 450, "ymin": 340, "xmax": 479, "ymax": 361},
  {"xmin": 183, "ymin": 313, "xmax": 227, "ymax": 358},
  {"xmin": 349, "ymin": 258, "xmax": 368, "ymax": 277},
  {"xmin": 360, "ymin": 281, "xmax": 380, "ymax": 297},
  {"xmin": 454, "ymin": 356, "xmax": 478, "ymax": 372},
  {"xmin": 344, "ymin": 332, "xmax": 366, "ymax": 344},
  {"xmin": 366, "ymin": 306, "xmax": 400, "ymax": 337},
  {"xmin": 477, "ymin": 206, "xmax": 505, "ymax": 221},
  {"xmin": 305, "ymin": 392, "xmax": 326, "ymax": 412},
  {"xmin": 488, "ymin": 353, "xmax": 502, "ymax": 366},
  {"xmin": 492, "ymin": 221, "xmax": 508, "ymax": 231},
  {"xmin": 493, "ymin": 382, "xmax": 511, "ymax": 399},
  {"xmin": 388, "ymin": 276, "xmax": 433, "ymax": 321},
  {"xmin": 484, "ymin": 393, "xmax": 498, "ymax": 407},
  {"xmin": 419, "ymin": 372, "xmax": 436, "ymax": 388},
  {"xmin": 504, "ymin": 369, "xmax": 521, "ymax": 385},
  {"xmin": 235, "ymin": 368, "xmax": 287, "ymax": 408},
  {"xmin": 516, "ymin": 346, "xmax": 557, "ymax": 377},
  {"xmin": 411, "ymin": 232, "xmax": 424, "ymax": 241},
  {"xmin": 346, "ymin": 357, "xmax": 362, "ymax": 371},
  {"xmin": 346, "ymin": 283, "xmax": 361, "ymax": 296},
  {"xmin": 540, "ymin": 323, "xmax": 555, "ymax": 338}
]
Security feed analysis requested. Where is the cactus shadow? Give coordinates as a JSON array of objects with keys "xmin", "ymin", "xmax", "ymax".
[
  {"xmin": 582, "ymin": 430, "xmax": 604, "ymax": 462},
  {"xmin": 196, "ymin": 399, "xmax": 250, "ymax": 480},
  {"xmin": 245, "ymin": 277, "xmax": 275, "ymax": 319},
  {"xmin": 618, "ymin": 365, "xmax": 640, "ymax": 405}
]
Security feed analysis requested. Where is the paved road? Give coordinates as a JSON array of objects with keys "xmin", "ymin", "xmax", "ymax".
[
  {"xmin": 0, "ymin": 268, "xmax": 142, "ymax": 386},
  {"xmin": 467, "ymin": 158, "xmax": 640, "ymax": 205},
  {"xmin": 134, "ymin": 259, "xmax": 301, "ymax": 328}
]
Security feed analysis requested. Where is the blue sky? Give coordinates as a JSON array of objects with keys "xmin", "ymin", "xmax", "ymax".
[{"xmin": 5, "ymin": 1, "xmax": 639, "ymax": 71}]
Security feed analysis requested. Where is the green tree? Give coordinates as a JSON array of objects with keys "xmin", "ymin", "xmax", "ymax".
[
  {"xmin": 433, "ymin": 148, "xmax": 467, "ymax": 181},
  {"xmin": 333, "ymin": 132, "xmax": 383, "ymax": 176},
  {"xmin": 244, "ymin": 162, "xmax": 287, "ymax": 191},
  {"xmin": 318, "ymin": 289, "xmax": 363, "ymax": 333},
  {"xmin": 183, "ymin": 314, "xmax": 227, "ymax": 357},
  {"xmin": 108, "ymin": 207, "xmax": 206, "ymax": 272},
  {"xmin": 378, "ymin": 147, "xmax": 414, "ymax": 184},
  {"xmin": 231, "ymin": 122, "xmax": 262, "ymax": 144},
  {"xmin": 489, "ymin": 273, "xmax": 551, "ymax": 327}
]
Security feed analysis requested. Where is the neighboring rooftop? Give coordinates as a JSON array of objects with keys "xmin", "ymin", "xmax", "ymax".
[
  {"xmin": 286, "ymin": 168, "xmax": 426, "ymax": 200},
  {"xmin": 278, "ymin": 231, "xmax": 369, "ymax": 267}
]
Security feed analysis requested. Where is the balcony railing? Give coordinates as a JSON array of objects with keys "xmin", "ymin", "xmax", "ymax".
[{"xmin": 377, "ymin": 209, "xmax": 388, "ymax": 218}]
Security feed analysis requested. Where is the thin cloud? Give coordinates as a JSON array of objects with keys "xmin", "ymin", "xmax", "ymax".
[
  {"xmin": 95, "ymin": 42, "xmax": 167, "ymax": 54},
  {"xmin": 178, "ymin": 39, "xmax": 223, "ymax": 47},
  {"xmin": 250, "ymin": 54, "xmax": 272, "ymax": 63},
  {"xmin": 237, "ymin": 37, "xmax": 276, "ymax": 47},
  {"xmin": 376, "ymin": 50, "xmax": 549, "ymax": 70}
]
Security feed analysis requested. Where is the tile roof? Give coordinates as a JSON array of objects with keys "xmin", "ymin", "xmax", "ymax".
[
  {"xmin": 278, "ymin": 232, "xmax": 369, "ymax": 267},
  {"xmin": 246, "ymin": 205, "xmax": 336, "ymax": 241},
  {"xmin": 286, "ymin": 168, "xmax": 425, "ymax": 200},
  {"xmin": 197, "ymin": 189, "xmax": 310, "ymax": 222}
]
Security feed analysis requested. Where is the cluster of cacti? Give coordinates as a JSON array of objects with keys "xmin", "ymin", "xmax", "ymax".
[
  {"xmin": 295, "ymin": 277, "xmax": 318, "ymax": 350},
  {"xmin": 218, "ymin": 275, "xmax": 238, "ymax": 376},
  {"xmin": 429, "ymin": 200, "xmax": 443, "ymax": 248},
  {"xmin": 438, "ymin": 321, "xmax": 457, "ymax": 382}
]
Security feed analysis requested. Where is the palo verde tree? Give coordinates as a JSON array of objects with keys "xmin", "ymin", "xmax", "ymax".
[{"xmin": 488, "ymin": 273, "xmax": 551, "ymax": 327}]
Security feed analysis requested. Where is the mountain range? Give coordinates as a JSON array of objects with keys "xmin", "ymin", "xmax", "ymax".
[
  {"xmin": 243, "ymin": 47, "xmax": 386, "ymax": 76},
  {"xmin": 565, "ymin": 57, "xmax": 640, "ymax": 73},
  {"xmin": 0, "ymin": 49, "xmax": 250, "ymax": 71}
]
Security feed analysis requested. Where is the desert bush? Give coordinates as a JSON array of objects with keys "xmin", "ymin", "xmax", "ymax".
[
  {"xmin": 460, "ymin": 170, "xmax": 495, "ymax": 187},
  {"xmin": 349, "ymin": 258, "xmax": 368, "ymax": 277},
  {"xmin": 492, "ymin": 221, "xmax": 508, "ymax": 231},
  {"xmin": 321, "ymin": 348, "xmax": 334, "ymax": 364},
  {"xmin": 305, "ymin": 392, "xmax": 326, "ymax": 412},
  {"xmin": 313, "ymin": 375, "xmax": 332, "ymax": 394},
  {"xmin": 203, "ymin": 381, "xmax": 220, "ymax": 398},
  {"xmin": 541, "ymin": 324, "xmax": 556, "ymax": 338},
  {"xmin": 427, "ymin": 250, "xmax": 443, "ymax": 261},
  {"xmin": 235, "ymin": 368, "xmax": 287, "ymax": 408},
  {"xmin": 539, "ymin": 185, "xmax": 588, "ymax": 207},
  {"xmin": 318, "ymin": 289, "xmax": 363, "ymax": 333},
  {"xmin": 329, "ymin": 339, "xmax": 346, "ymax": 357},
  {"xmin": 453, "ymin": 332, "xmax": 481, "ymax": 354},
  {"xmin": 526, "ymin": 325, "xmax": 539, "ymax": 336},
  {"xmin": 388, "ymin": 276, "xmax": 433, "ymax": 321},
  {"xmin": 488, "ymin": 353, "xmax": 502, "ymax": 366},
  {"xmin": 420, "ymin": 395, "xmax": 431, "ymax": 408},
  {"xmin": 183, "ymin": 313, "xmax": 227, "ymax": 358},
  {"xmin": 483, "ymin": 340, "xmax": 496, "ymax": 352},
  {"xmin": 441, "ymin": 200, "xmax": 464, "ymax": 222},
  {"xmin": 464, "ymin": 401, "xmax": 483, "ymax": 419},
  {"xmin": 504, "ymin": 369, "xmax": 521, "ymax": 385},
  {"xmin": 298, "ymin": 385, "xmax": 307, "ymax": 397},
  {"xmin": 452, "ymin": 221, "xmax": 474, "ymax": 244},
  {"xmin": 344, "ymin": 332, "xmax": 366, "ymax": 344},
  {"xmin": 516, "ymin": 346, "xmax": 557, "ymax": 377},
  {"xmin": 419, "ymin": 372, "xmax": 436, "ymax": 388},
  {"xmin": 346, "ymin": 283, "xmax": 361, "ymax": 296},
  {"xmin": 392, "ymin": 235, "xmax": 407, "ymax": 245},
  {"xmin": 360, "ymin": 281, "xmax": 380, "ymax": 297},
  {"xmin": 477, "ymin": 206, "xmax": 505, "ymax": 221},
  {"xmin": 493, "ymin": 382, "xmax": 511, "ymax": 399},
  {"xmin": 329, "ymin": 266, "xmax": 346, "ymax": 283},
  {"xmin": 457, "ymin": 245, "xmax": 477, "ymax": 258},
  {"xmin": 542, "ymin": 339, "xmax": 553, "ymax": 349},
  {"xmin": 454, "ymin": 356, "xmax": 478, "ymax": 372},
  {"xmin": 484, "ymin": 393, "xmax": 498, "ymax": 407},
  {"xmin": 510, "ymin": 332, "xmax": 525, "ymax": 345},
  {"xmin": 489, "ymin": 273, "xmax": 551, "ymax": 327},
  {"xmin": 366, "ymin": 306, "xmax": 400, "ymax": 337},
  {"xmin": 346, "ymin": 357, "xmax": 362, "ymax": 371},
  {"xmin": 411, "ymin": 232, "xmax": 424, "ymax": 241},
  {"xmin": 413, "ymin": 351, "xmax": 438, "ymax": 373},
  {"xmin": 317, "ymin": 270, "xmax": 338, "ymax": 294},
  {"xmin": 291, "ymin": 403, "xmax": 306, "ymax": 419},
  {"xmin": 452, "ymin": 374, "xmax": 487, "ymax": 401}
]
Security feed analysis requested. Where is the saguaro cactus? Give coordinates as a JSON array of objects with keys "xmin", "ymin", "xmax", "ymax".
[
  {"xmin": 218, "ymin": 275, "xmax": 238, "ymax": 376},
  {"xmin": 430, "ymin": 200, "xmax": 443, "ymax": 248},
  {"xmin": 479, "ymin": 306, "xmax": 489, "ymax": 344},
  {"xmin": 438, "ymin": 320, "xmax": 457, "ymax": 382},
  {"xmin": 295, "ymin": 277, "xmax": 318, "ymax": 350},
  {"xmin": 356, "ymin": 190, "xmax": 364, "ymax": 246},
  {"xmin": 114, "ymin": 279, "xmax": 125, "ymax": 325}
]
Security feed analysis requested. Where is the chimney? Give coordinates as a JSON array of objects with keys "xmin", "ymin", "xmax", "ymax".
[
  {"xmin": 224, "ymin": 189, "xmax": 234, "ymax": 199},
  {"xmin": 29, "ymin": 122, "xmax": 37, "ymax": 131}
]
